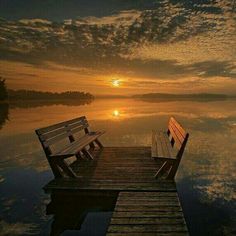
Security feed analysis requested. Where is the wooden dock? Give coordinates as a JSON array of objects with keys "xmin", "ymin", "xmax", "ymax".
[
  {"xmin": 107, "ymin": 191, "xmax": 188, "ymax": 236},
  {"xmin": 44, "ymin": 147, "xmax": 189, "ymax": 235}
]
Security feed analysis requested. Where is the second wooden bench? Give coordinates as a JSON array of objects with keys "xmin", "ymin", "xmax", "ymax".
[{"xmin": 152, "ymin": 117, "xmax": 189, "ymax": 179}]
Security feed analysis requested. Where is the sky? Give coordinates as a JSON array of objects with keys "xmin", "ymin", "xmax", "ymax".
[{"xmin": 0, "ymin": 0, "xmax": 235, "ymax": 95}]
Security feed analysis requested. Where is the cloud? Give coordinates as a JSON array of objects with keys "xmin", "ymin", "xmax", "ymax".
[
  {"xmin": 74, "ymin": 10, "xmax": 142, "ymax": 26},
  {"xmin": 0, "ymin": 1, "xmax": 235, "ymax": 93},
  {"xmin": 0, "ymin": 220, "xmax": 39, "ymax": 235}
]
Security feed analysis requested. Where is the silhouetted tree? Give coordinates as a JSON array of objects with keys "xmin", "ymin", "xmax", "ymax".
[{"xmin": 0, "ymin": 77, "xmax": 8, "ymax": 100}]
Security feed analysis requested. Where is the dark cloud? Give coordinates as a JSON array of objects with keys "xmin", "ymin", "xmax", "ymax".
[
  {"xmin": 0, "ymin": 0, "xmax": 159, "ymax": 21},
  {"xmin": 0, "ymin": 0, "xmax": 231, "ymax": 21},
  {"xmin": 191, "ymin": 61, "xmax": 236, "ymax": 78},
  {"xmin": 0, "ymin": 1, "xmax": 235, "ymax": 81}
]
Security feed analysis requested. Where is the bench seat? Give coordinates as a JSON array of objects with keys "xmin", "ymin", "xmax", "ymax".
[
  {"xmin": 51, "ymin": 131, "xmax": 105, "ymax": 158},
  {"xmin": 152, "ymin": 131, "xmax": 176, "ymax": 160}
]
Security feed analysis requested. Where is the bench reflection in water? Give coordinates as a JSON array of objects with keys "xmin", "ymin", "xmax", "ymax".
[
  {"xmin": 47, "ymin": 191, "xmax": 117, "ymax": 236},
  {"xmin": 0, "ymin": 103, "xmax": 9, "ymax": 130}
]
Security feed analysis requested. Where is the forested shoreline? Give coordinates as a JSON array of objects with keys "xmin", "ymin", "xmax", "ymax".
[{"xmin": 0, "ymin": 78, "xmax": 94, "ymax": 102}]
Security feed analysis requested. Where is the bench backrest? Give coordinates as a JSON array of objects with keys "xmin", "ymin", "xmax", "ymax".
[
  {"xmin": 35, "ymin": 116, "xmax": 89, "ymax": 156},
  {"xmin": 167, "ymin": 117, "xmax": 189, "ymax": 156}
]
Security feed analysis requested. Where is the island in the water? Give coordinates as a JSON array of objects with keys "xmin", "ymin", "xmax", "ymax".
[{"xmin": 133, "ymin": 93, "xmax": 236, "ymax": 102}]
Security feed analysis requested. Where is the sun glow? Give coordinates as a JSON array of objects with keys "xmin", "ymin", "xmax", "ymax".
[{"xmin": 111, "ymin": 79, "xmax": 121, "ymax": 87}]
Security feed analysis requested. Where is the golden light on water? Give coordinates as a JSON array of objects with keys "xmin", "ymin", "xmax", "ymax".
[{"xmin": 112, "ymin": 109, "xmax": 120, "ymax": 117}]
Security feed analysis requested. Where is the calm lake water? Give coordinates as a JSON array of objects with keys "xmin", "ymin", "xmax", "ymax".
[{"xmin": 0, "ymin": 98, "xmax": 236, "ymax": 235}]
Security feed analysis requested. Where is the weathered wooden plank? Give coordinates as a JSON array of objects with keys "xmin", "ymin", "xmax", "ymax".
[
  {"xmin": 107, "ymin": 190, "xmax": 188, "ymax": 235},
  {"xmin": 119, "ymin": 191, "xmax": 177, "ymax": 197},
  {"xmin": 153, "ymin": 131, "xmax": 165, "ymax": 158},
  {"xmin": 110, "ymin": 217, "xmax": 185, "ymax": 225},
  {"xmin": 36, "ymin": 116, "xmax": 87, "ymax": 135},
  {"xmin": 112, "ymin": 211, "xmax": 184, "ymax": 218},
  {"xmin": 45, "ymin": 184, "xmax": 176, "ymax": 192},
  {"xmin": 116, "ymin": 200, "xmax": 180, "ymax": 205},
  {"xmin": 42, "ymin": 132, "xmax": 73, "ymax": 147},
  {"xmin": 152, "ymin": 131, "xmax": 176, "ymax": 159},
  {"xmin": 167, "ymin": 117, "xmax": 188, "ymax": 153},
  {"xmin": 107, "ymin": 232, "xmax": 189, "ymax": 236},
  {"xmin": 170, "ymin": 117, "xmax": 186, "ymax": 137},
  {"xmin": 169, "ymin": 122, "xmax": 185, "ymax": 143},
  {"xmin": 162, "ymin": 133, "xmax": 177, "ymax": 158},
  {"xmin": 114, "ymin": 206, "xmax": 182, "ymax": 212},
  {"xmin": 108, "ymin": 224, "xmax": 188, "ymax": 233},
  {"xmin": 73, "ymin": 166, "xmax": 161, "ymax": 171},
  {"xmin": 77, "ymin": 164, "xmax": 161, "ymax": 168},
  {"xmin": 45, "ymin": 178, "xmax": 175, "ymax": 184},
  {"xmin": 117, "ymin": 197, "xmax": 178, "ymax": 201},
  {"xmin": 40, "ymin": 126, "xmax": 68, "ymax": 141},
  {"xmin": 45, "ymin": 179, "xmax": 175, "ymax": 186},
  {"xmin": 75, "ymin": 170, "xmax": 159, "ymax": 175},
  {"xmin": 70, "ymin": 132, "xmax": 104, "ymax": 153},
  {"xmin": 40, "ymin": 121, "xmax": 88, "ymax": 141},
  {"xmin": 152, "ymin": 130, "xmax": 158, "ymax": 157},
  {"xmin": 160, "ymin": 132, "xmax": 169, "ymax": 157},
  {"xmin": 73, "ymin": 172, "xmax": 161, "ymax": 177},
  {"xmin": 168, "ymin": 125, "xmax": 183, "ymax": 149},
  {"xmin": 51, "ymin": 132, "xmax": 104, "ymax": 157}
]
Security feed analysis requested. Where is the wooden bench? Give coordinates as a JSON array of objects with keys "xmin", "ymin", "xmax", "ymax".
[
  {"xmin": 152, "ymin": 117, "xmax": 189, "ymax": 179},
  {"xmin": 35, "ymin": 116, "xmax": 105, "ymax": 178}
]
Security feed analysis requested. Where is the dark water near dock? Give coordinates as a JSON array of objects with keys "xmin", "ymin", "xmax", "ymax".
[{"xmin": 0, "ymin": 99, "xmax": 235, "ymax": 235}]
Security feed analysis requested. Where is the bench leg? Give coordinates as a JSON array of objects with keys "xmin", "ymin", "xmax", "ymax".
[
  {"xmin": 154, "ymin": 161, "xmax": 172, "ymax": 179},
  {"xmin": 50, "ymin": 220, "xmax": 64, "ymax": 236},
  {"xmin": 167, "ymin": 161, "xmax": 180, "ymax": 179},
  {"xmin": 56, "ymin": 159, "xmax": 77, "ymax": 178},
  {"xmin": 82, "ymin": 149, "xmax": 94, "ymax": 160},
  {"xmin": 48, "ymin": 158, "xmax": 63, "ymax": 178},
  {"xmin": 95, "ymin": 139, "xmax": 103, "ymax": 148},
  {"xmin": 89, "ymin": 142, "xmax": 96, "ymax": 149},
  {"xmin": 76, "ymin": 152, "xmax": 83, "ymax": 160}
]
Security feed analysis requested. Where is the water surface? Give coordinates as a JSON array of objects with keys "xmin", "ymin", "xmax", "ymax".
[{"xmin": 0, "ymin": 99, "xmax": 235, "ymax": 235}]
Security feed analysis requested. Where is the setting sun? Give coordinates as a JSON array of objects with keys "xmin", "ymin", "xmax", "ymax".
[{"xmin": 111, "ymin": 79, "xmax": 121, "ymax": 87}]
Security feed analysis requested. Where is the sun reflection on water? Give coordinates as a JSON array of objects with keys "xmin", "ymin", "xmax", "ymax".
[{"xmin": 112, "ymin": 109, "xmax": 120, "ymax": 118}]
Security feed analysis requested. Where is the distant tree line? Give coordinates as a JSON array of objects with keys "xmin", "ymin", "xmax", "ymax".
[
  {"xmin": 133, "ymin": 93, "xmax": 228, "ymax": 100},
  {"xmin": 8, "ymin": 90, "xmax": 94, "ymax": 101},
  {"xmin": 0, "ymin": 77, "xmax": 94, "ymax": 101},
  {"xmin": 133, "ymin": 93, "xmax": 232, "ymax": 102}
]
